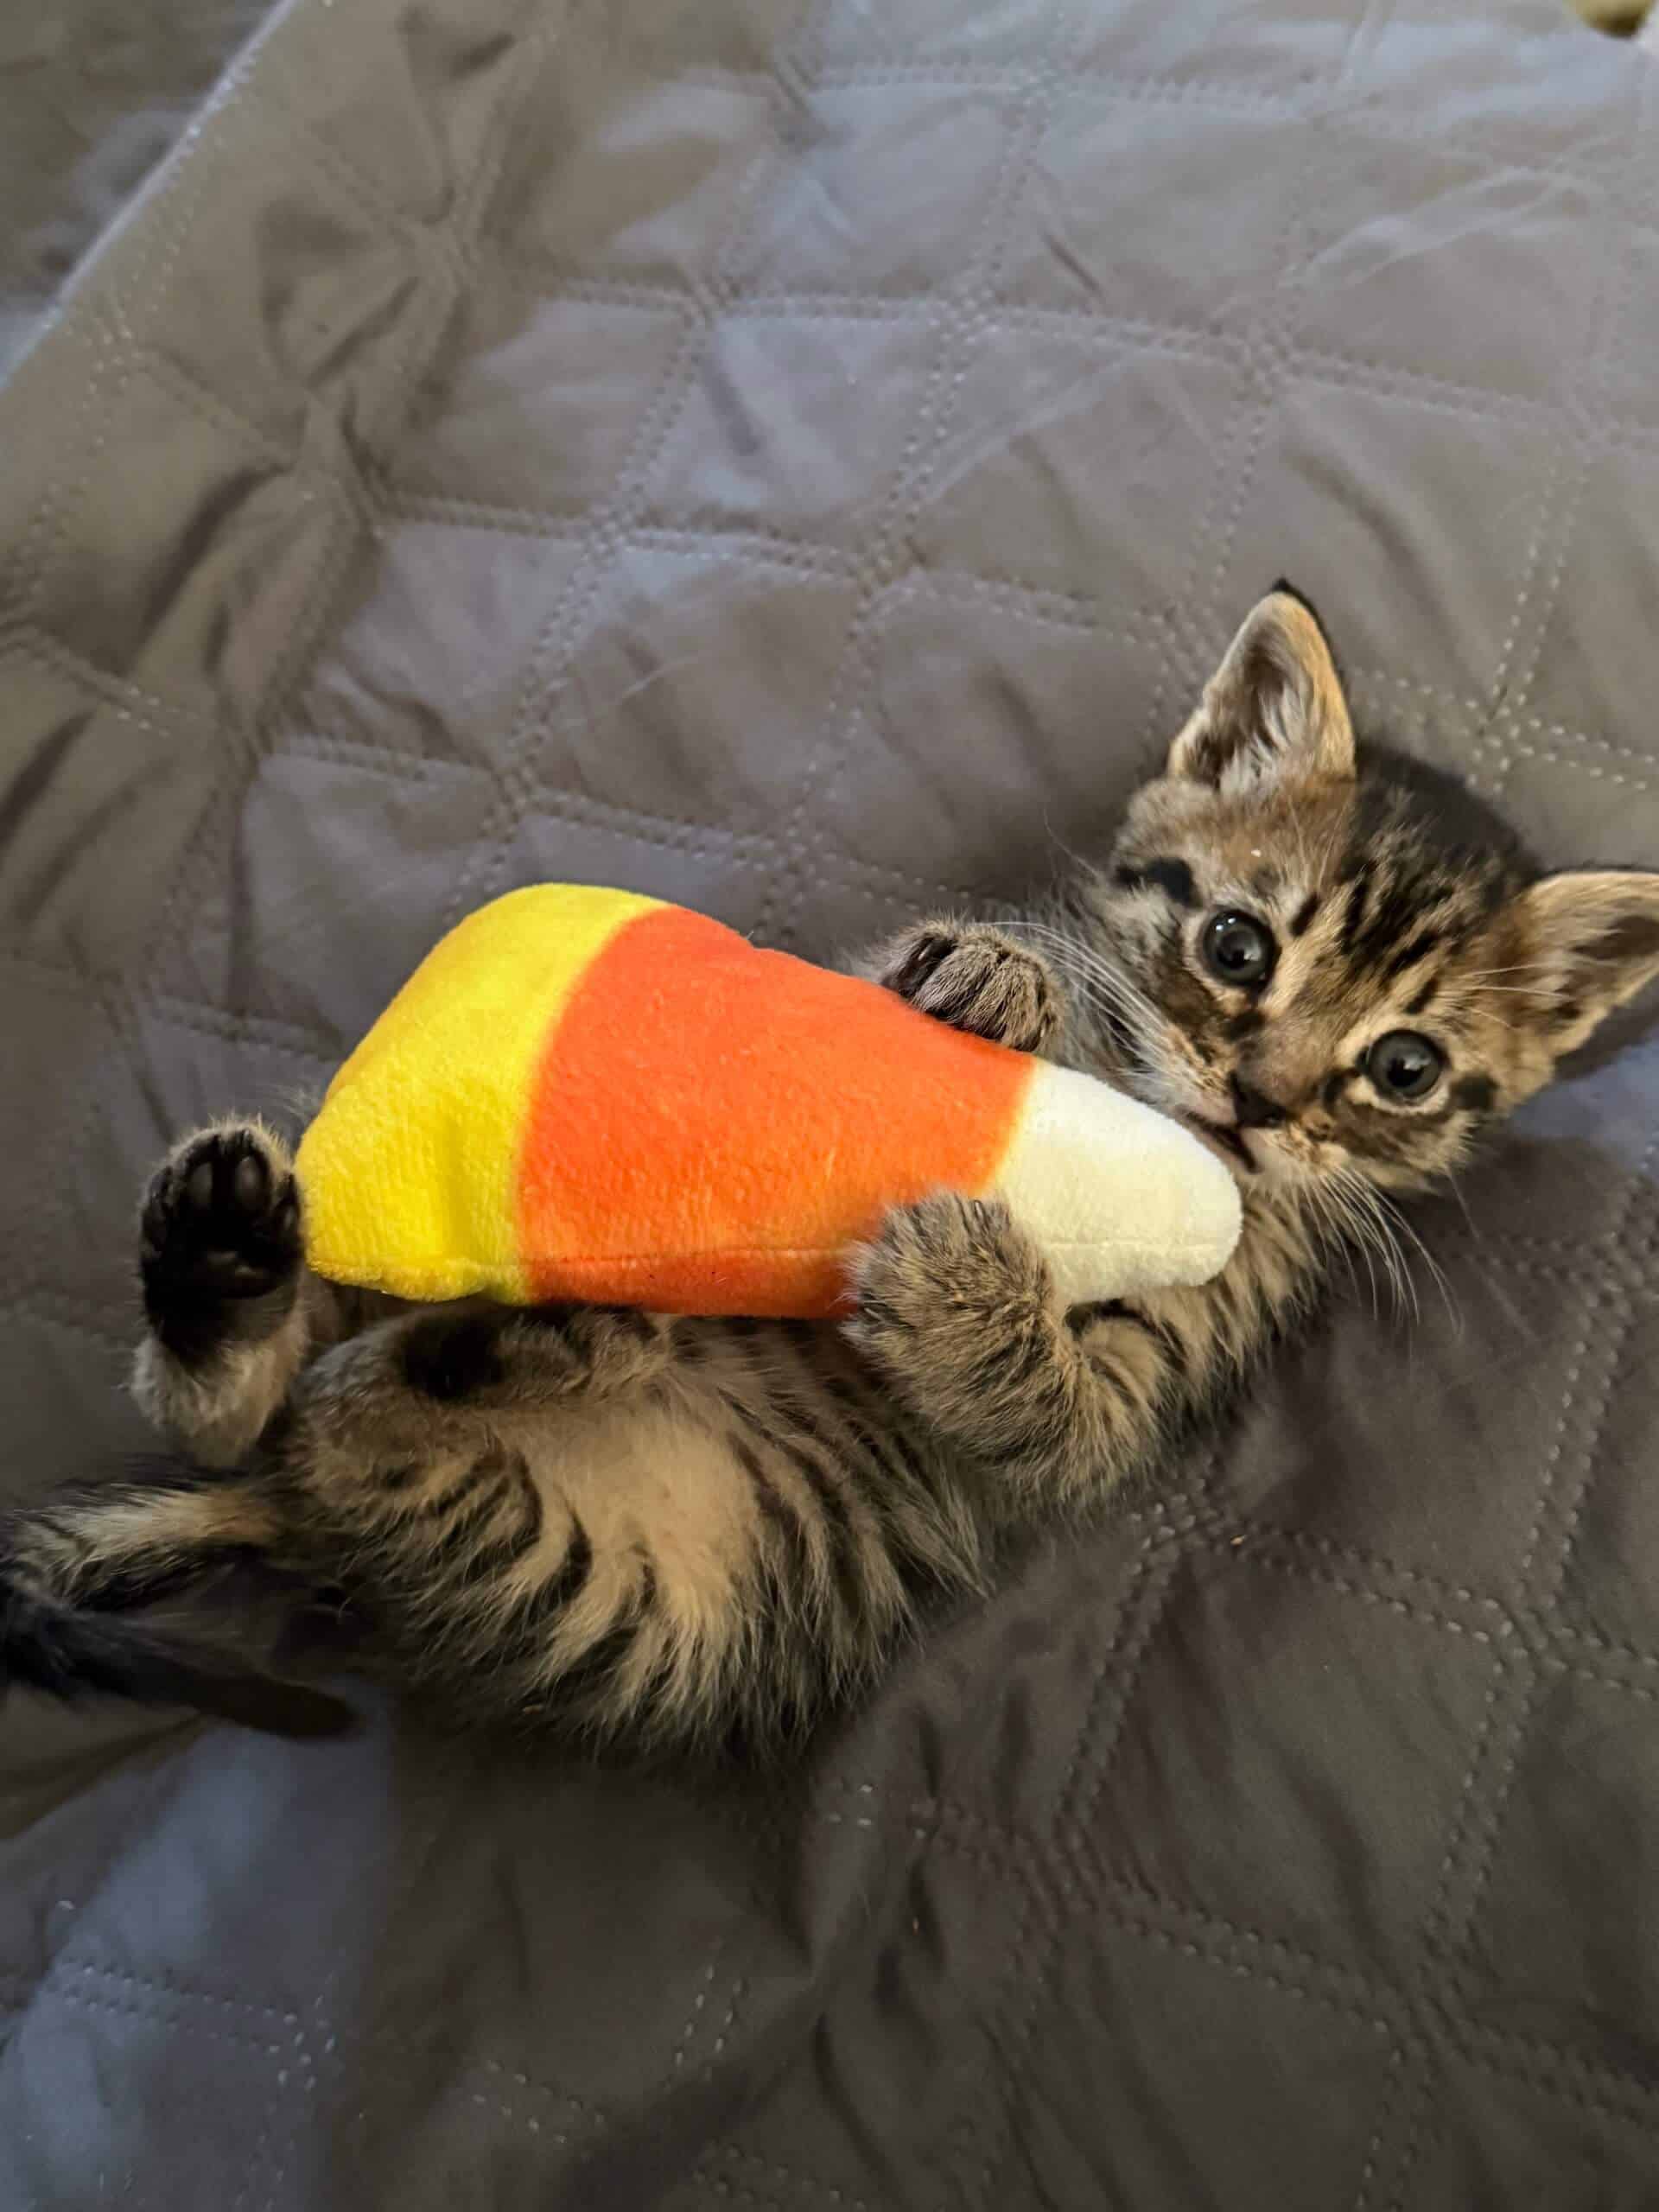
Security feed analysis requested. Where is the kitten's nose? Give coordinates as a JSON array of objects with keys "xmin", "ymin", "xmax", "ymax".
[{"xmin": 1230, "ymin": 1073, "xmax": 1287, "ymax": 1130}]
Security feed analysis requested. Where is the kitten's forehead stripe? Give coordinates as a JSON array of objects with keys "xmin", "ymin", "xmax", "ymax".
[
  {"xmin": 1382, "ymin": 927, "xmax": 1441, "ymax": 982},
  {"xmin": 1116, "ymin": 857, "xmax": 1197, "ymax": 909},
  {"xmin": 1338, "ymin": 867, "xmax": 1371, "ymax": 955},
  {"xmin": 1289, "ymin": 892, "xmax": 1320, "ymax": 937}
]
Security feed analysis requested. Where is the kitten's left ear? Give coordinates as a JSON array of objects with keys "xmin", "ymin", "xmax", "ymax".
[
  {"xmin": 1168, "ymin": 585, "xmax": 1357, "ymax": 791},
  {"xmin": 1515, "ymin": 868, "xmax": 1659, "ymax": 1053}
]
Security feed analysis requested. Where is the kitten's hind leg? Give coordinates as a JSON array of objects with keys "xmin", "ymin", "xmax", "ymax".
[
  {"xmin": 0, "ymin": 1469, "xmax": 351, "ymax": 1737},
  {"xmin": 133, "ymin": 1122, "xmax": 321, "ymax": 1465}
]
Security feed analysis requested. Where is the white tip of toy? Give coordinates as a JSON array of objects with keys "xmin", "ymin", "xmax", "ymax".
[{"xmin": 994, "ymin": 1061, "xmax": 1243, "ymax": 1307}]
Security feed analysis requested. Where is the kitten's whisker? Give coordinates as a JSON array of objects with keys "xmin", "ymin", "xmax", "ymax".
[
  {"xmin": 1001, "ymin": 918, "xmax": 1166, "ymax": 1062},
  {"xmin": 1322, "ymin": 1171, "xmax": 1383, "ymax": 1316},
  {"xmin": 1302, "ymin": 1179, "xmax": 1362, "ymax": 1306},
  {"xmin": 1376, "ymin": 1192, "xmax": 1460, "ymax": 1332},
  {"xmin": 1328, "ymin": 1164, "xmax": 1455, "ymax": 1330},
  {"xmin": 1441, "ymin": 1168, "xmax": 1483, "ymax": 1244},
  {"xmin": 1037, "ymin": 814, "xmax": 1099, "ymax": 882},
  {"xmin": 1324, "ymin": 1166, "xmax": 1403, "ymax": 1320}
]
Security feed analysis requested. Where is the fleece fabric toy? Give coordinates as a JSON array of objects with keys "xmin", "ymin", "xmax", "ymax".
[{"xmin": 296, "ymin": 886, "xmax": 1241, "ymax": 1318}]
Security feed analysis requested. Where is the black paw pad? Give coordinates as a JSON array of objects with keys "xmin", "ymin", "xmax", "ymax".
[{"xmin": 141, "ymin": 1128, "xmax": 301, "ymax": 1358}]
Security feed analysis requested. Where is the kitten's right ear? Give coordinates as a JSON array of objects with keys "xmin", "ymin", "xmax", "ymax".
[
  {"xmin": 1167, "ymin": 587, "xmax": 1357, "ymax": 791},
  {"xmin": 1513, "ymin": 868, "xmax": 1659, "ymax": 1056}
]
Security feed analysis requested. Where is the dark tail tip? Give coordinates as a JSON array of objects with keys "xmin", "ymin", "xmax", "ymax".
[{"xmin": 1, "ymin": 1583, "xmax": 356, "ymax": 1741}]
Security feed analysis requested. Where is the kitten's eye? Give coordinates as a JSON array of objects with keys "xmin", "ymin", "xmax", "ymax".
[
  {"xmin": 1367, "ymin": 1029, "xmax": 1443, "ymax": 1103},
  {"xmin": 1202, "ymin": 910, "xmax": 1276, "ymax": 989}
]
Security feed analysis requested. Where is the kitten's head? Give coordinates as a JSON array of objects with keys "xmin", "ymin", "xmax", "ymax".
[{"xmin": 1083, "ymin": 587, "xmax": 1659, "ymax": 1196}]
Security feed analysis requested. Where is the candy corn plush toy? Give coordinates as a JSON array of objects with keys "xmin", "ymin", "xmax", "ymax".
[{"xmin": 296, "ymin": 886, "xmax": 1241, "ymax": 1319}]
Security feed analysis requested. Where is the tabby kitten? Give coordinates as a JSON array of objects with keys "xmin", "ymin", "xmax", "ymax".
[{"xmin": 6, "ymin": 588, "xmax": 1659, "ymax": 1750}]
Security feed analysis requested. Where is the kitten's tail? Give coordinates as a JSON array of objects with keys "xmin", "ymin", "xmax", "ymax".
[{"xmin": 0, "ymin": 1461, "xmax": 354, "ymax": 1739}]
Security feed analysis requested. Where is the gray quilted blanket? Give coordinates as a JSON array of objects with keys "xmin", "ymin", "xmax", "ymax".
[{"xmin": 3, "ymin": 0, "xmax": 1658, "ymax": 2203}]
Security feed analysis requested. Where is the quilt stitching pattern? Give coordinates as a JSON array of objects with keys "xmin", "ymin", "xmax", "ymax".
[
  {"xmin": 430, "ymin": 0, "xmax": 830, "ymax": 944},
  {"xmin": 3, "ymin": 0, "xmax": 1659, "ymax": 2203},
  {"xmin": 749, "ymin": 11, "xmax": 1103, "ymax": 950}
]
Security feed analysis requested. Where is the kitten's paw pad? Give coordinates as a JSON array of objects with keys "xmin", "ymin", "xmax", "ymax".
[
  {"xmin": 876, "ymin": 924, "xmax": 1059, "ymax": 1052},
  {"xmin": 141, "ymin": 1125, "xmax": 301, "ymax": 1306},
  {"xmin": 848, "ymin": 1193, "xmax": 1052, "ymax": 1365}
]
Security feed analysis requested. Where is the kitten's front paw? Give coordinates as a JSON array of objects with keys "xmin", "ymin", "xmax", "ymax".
[
  {"xmin": 140, "ymin": 1124, "xmax": 301, "ymax": 1356},
  {"xmin": 872, "ymin": 922, "xmax": 1060, "ymax": 1052},
  {"xmin": 847, "ymin": 1193, "xmax": 1054, "ymax": 1376}
]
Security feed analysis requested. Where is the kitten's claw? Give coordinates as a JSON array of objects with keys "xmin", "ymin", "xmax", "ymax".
[
  {"xmin": 870, "ymin": 922, "xmax": 1061, "ymax": 1052},
  {"xmin": 140, "ymin": 1125, "xmax": 302, "ymax": 1351}
]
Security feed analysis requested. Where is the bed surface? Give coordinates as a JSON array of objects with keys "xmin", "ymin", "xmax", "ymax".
[{"xmin": 3, "ymin": 1, "xmax": 1658, "ymax": 2202}]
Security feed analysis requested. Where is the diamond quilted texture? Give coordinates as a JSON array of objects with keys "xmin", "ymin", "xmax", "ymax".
[
  {"xmin": 1294, "ymin": 149, "xmax": 1606, "ymax": 407},
  {"xmin": 912, "ymin": 329, "xmax": 1243, "ymax": 605},
  {"xmin": 596, "ymin": 0, "xmax": 791, "ymax": 76},
  {"xmin": 734, "ymin": 81, "xmax": 1016, "ymax": 299},
  {"xmin": 1554, "ymin": 1282, "xmax": 1659, "ymax": 1658},
  {"xmin": 809, "ymin": 0, "xmax": 1063, "ymax": 69},
  {"xmin": 535, "ymin": 538, "xmax": 862, "ymax": 840},
  {"xmin": 395, "ymin": 277, "xmax": 688, "ymax": 513},
  {"xmin": 1068, "ymin": 0, "xmax": 1351, "ymax": 92},
  {"xmin": 0, "ymin": 1309, "xmax": 135, "ymax": 1494},
  {"xmin": 1470, "ymin": 1669, "xmax": 1659, "ymax": 2057},
  {"xmin": 1484, "ymin": 445, "xmax": 1659, "ymax": 851},
  {"xmin": 491, "ymin": 65, "xmax": 763, "ymax": 288},
  {"xmin": 160, "ymin": 747, "xmax": 497, "ymax": 1044},
  {"xmin": 1343, "ymin": 5, "xmax": 1637, "ymax": 174},
  {"xmin": 18, "ymin": 1011, "xmax": 237, "ymax": 1367},
  {"xmin": 4, "ymin": 0, "xmax": 1659, "ymax": 2202},
  {"xmin": 1101, "ymin": 1556, "xmax": 1495, "ymax": 1980},
  {"xmin": 129, "ymin": 1004, "xmax": 339, "ymax": 1155},
  {"xmin": 995, "ymin": 1902, "xmax": 1393, "ymax": 2211},
  {"xmin": 0, "ymin": 655, "xmax": 222, "ymax": 974},
  {"xmin": 656, "ymin": 1959, "xmax": 953, "ymax": 2209},
  {"xmin": 1599, "ymin": 218, "xmax": 1659, "ymax": 436},
  {"xmin": 296, "ymin": 512, "xmax": 590, "ymax": 762},
  {"xmin": 280, "ymin": 1746, "xmax": 779, "ymax": 2121},
  {"xmin": 493, "ymin": 802, "xmax": 776, "ymax": 942},
  {"xmin": 0, "ymin": 1979, "xmax": 298, "ymax": 2211},
  {"xmin": 0, "ymin": 948, "xmax": 109, "ymax": 1249},
  {"xmin": 1212, "ymin": 1223, "xmax": 1592, "ymax": 1595},
  {"xmin": 32, "ymin": 365, "xmax": 338, "ymax": 721},
  {"xmin": 255, "ymin": 0, "xmax": 527, "ymax": 227},
  {"xmin": 123, "ymin": 105, "xmax": 426, "ymax": 445},
  {"xmin": 1001, "ymin": 90, "xmax": 1318, "ymax": 330},
  {"xmin": 1404, "ymin": 2054, "xmax": 1659, "ymax": 2210},
  {"xmin": 1217, "ymin": 378, "xmax": 1567, "ymax": 715},
  {"xmin": 649, "ymin": 304, "xmax": 942, "ymax": 550},
  {"xmin": 904, "ymin": 1533, "xmax": 1164, "ymax": 1837},
  {"xmin": 804, "ymin": 580, "xmax": 1118, "ymax": 903}
]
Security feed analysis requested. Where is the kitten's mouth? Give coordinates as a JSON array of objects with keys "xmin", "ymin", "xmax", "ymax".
[{"xmin": 1184, "ymin": 1116, "xmax": 1256, "ymax": 1174}]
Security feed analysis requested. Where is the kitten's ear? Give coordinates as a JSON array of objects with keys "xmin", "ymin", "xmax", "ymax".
[
  {"xmin": 1167, "ymin": 585, "xmax": 1357, "ymax": 791},
  {"xmin": 1516, "ymin": 868, "xmax": 1659, "ymax": 1053}
]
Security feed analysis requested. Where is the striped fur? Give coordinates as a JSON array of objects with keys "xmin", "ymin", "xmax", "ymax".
[{"xmin": 6, "ymin": 588, "xmax": 1659, "ymax": 1751}]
